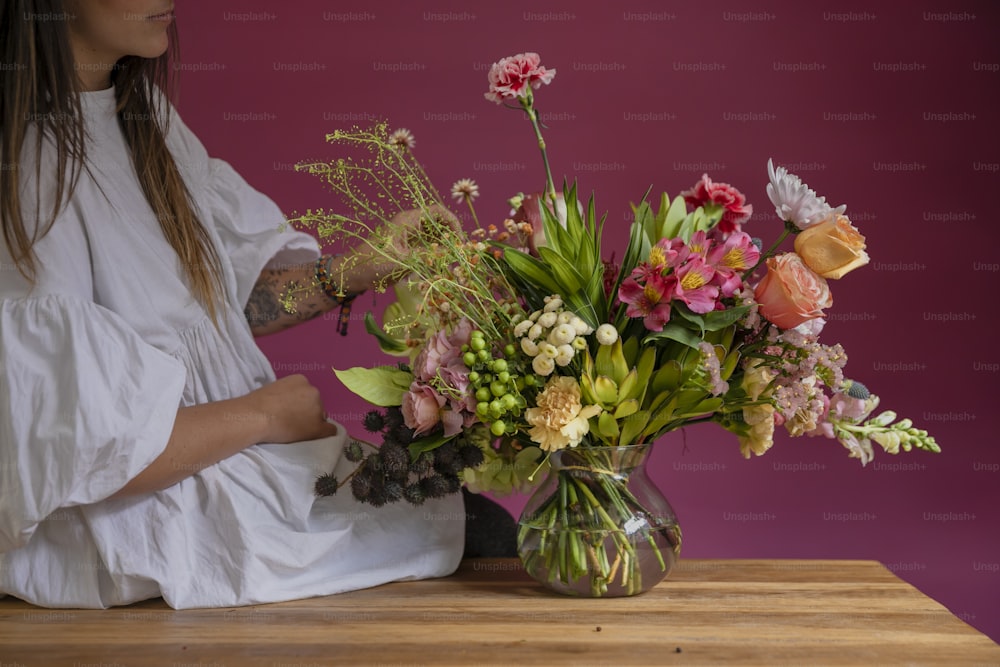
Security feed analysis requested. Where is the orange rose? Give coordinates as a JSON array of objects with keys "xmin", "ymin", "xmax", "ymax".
[
  {"xmin": 793, "ymin": 214, "xmax": 869, "ymax": 279},
  {"xmin": 754, "ymin": 253, "xmax": 832, "ymax": 330}
]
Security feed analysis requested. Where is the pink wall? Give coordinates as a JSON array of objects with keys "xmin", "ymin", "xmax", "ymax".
[{"xmin": 175, "ymin": 0, "xmax": 999, "ymax": 641}]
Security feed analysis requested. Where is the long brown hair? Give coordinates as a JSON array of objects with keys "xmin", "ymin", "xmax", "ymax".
[{"xmin": 0, "ymin": 0, "xmax": 224, "ymax": 320}]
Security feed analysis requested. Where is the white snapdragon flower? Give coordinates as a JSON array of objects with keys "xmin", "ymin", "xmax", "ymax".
[{"xmin": 766, "ymin": 158, "xmax": 845, "ymax": 230}]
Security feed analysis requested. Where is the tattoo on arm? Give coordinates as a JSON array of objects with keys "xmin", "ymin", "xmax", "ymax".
[
  {"xmin": 244, "ymin": 269, "xmax": 322, "ymax": 335},
  {"xmin": 244, "ymin": 271, "xmax": 282, "ymax": 328}
]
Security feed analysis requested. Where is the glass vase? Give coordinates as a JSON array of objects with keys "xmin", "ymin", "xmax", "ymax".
[{"xmin": 516, "ymin": 444, "xmax": 681, "ymax": 597}]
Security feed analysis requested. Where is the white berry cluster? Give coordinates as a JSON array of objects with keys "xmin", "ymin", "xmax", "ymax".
[{"xmin": 512, "ymin": 296, "xmax": 593, "ymax": 376}]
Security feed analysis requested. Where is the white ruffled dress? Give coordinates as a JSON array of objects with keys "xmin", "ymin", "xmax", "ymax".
[{"xmin": 0, "ymin": 87, "xmax": 463, "ymax": 608}]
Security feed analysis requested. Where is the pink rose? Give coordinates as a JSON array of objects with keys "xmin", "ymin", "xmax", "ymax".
[
  {"xmin": 753, "ymin": 253, "xmax": 832, "ymax": 330},
  {"xmin": 413, "ymin": 318, "xmax": 473, "ymax": 382},
  {"xmin": 484, "ymin": 52, "xmax": 556, "ymax": 104},
  {"xmin": 401, "ymin": 382, "xmax": 445, "ymax": 435},
  {"xmin": 681, "ymin": 173, "xmax": 753, "ymax": 235}
]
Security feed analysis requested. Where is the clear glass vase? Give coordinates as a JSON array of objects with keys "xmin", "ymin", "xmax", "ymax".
[{"xmin": 517, "ymin": 444, "xmax": 681, "ymax": 597}]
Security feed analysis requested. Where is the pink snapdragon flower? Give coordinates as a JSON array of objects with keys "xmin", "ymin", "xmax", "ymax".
[
  {"xmin": 681, "ymin": 173, "xmax": 753, "ymax": 235},
  {"xmin": 484, "ymin": 52, "xmax": 556, "ymax": 104}
]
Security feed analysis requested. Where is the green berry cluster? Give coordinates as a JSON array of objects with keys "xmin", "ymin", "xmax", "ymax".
[{"xmin": 461, "ymin": 329, "xmax": 536, "ymax": 437}]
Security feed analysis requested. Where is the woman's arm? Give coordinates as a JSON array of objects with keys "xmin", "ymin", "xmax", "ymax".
[
  {"xmin": 244, "ymin": 207, "xmax": 460, "ymax": 337},
  {"xmin": 112, "ymin": 375, "xmax": 338, "ymax": 497},
  {"xmin": 243, "ymin": 250, "xmax": 381, "ymax": 337}
]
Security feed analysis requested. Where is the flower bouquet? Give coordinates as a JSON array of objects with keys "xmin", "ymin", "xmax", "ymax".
[{"xmin": 289, "ymin": 52, "xmax": 940, "ymax": 597}]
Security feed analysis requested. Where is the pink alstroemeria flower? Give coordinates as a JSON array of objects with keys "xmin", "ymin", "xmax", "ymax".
[
  {"xmin": 619, "ymin": 275, "xmax": 674, "ymax": 331},
  {"xmin": 707, "ymin": 231, "xmax": 760, "ymax": 297},
  {"xmin": 670, "ymin": 255, "xmax": 720, "ymax": 314}
]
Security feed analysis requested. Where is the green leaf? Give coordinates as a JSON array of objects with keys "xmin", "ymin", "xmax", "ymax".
[
  {"xmin": 660, "ymin": 194, "xmax": 688, "ymax": 241},
  {"xmin": 537, "ymin": 246, "xmax": 585, "ymax": 293},
  {"xmin": 503, "ymin": 247, "xmax": 563, "ymax": 295},
  {"xmin": 613, "ymin": 398, "xmax": 640, "ymax": 420},
  {"xmin": 619, "ymin": 409, "xmax": 649, "ymax": 446},
  {"xmin": 598, "ymin": 411, "xmax": 620, "ymax": 439},
  {"xmin": 364, "ymin": 312, "xmax": 409, "ymax": 356},
  {"xmin": 334, "ymin": 366, "xmax": 412, "ymax": 406},
  {"xmin": 407, "ymin": 433, "xmax": 455, "ymax": 460},
  {"xmin": 702, "ymin": 305, "xmax": 751, "ymax": 331},
  {"xmin": 651, "ymin": 360, "xmax": 683, "ymax": 395},
  {"xmin": 644, "ymin": 323, "xmax": 702, "ymax": 349}
]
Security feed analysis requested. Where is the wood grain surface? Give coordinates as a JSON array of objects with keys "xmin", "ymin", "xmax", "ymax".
[{"xmin": 1, "ymin": 558, "xmax": 997, "ymax": 666}]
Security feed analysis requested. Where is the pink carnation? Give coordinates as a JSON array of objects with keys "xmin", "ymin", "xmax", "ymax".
[
  {"xmin": 682, "ymin": 173, "xmax": 753, "ymax": 235},
  {"xmin": 484, "ymin": 52, "xmax": 556, "ymax": 104}
]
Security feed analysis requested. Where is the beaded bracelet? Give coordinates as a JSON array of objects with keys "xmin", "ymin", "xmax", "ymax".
[{"xmin": 314, "ymin": 254, "xmax": 361, "ymax": 336}]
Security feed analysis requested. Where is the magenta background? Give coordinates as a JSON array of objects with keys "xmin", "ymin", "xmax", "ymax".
[{"xmin": 174, "ymin": 1, "xmax": 999, "ymax": 641}]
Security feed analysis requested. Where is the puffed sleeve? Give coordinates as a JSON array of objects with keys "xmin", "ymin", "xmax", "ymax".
[
  {"xmin": 0, "ymin": 295, "xmax": 187, "ymax": 552},
  {"xmin": 167, "ymin": 110, "xmax": 321, "ymax": 309}
]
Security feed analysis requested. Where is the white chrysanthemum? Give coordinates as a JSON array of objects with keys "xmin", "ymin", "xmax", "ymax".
[
  {"xmin": 548, "ymin": 323, "xmax": 577, "ymax": 346},
  {"xmin": 528, "ymin": 323, "xmax": 543, "ymax": 341},
  {"xmin": 450, "ymin": 178, "xmax": 479, "ymax": 202},
  {"xmin": 538, "ymin": 342, "xmax": 558, "ymax": 358},
  {"xmin": 389, "ymin": 128, "xmax": 416, "ymax": 150},
  {"xmin": 571, "ymin": 336, "xmax": 588, "ymax": 350},
  {"xmin": 595, "ymin": 323, "xmax": 618, "ymax": 346},
  {"xmin": 554, "ymin": 344, "xmax": 575, "ymax": 366},
  {"xmin": 513, "ymin": 319, "xmax": 533, "ymax": 337},
  {"xmin": 766, "ymin": 158, "xmax": 846, "ymax": 230},
  {"xmin": 543, "ymin": 297, "xmax": 564, "ymax": 312},
  {"xmin": 570, "ymin": 316, "xmax": 592, "ymax": 335},
  {"xmin": 532, "ymin": 355, "xmax": 556, "ymax": 376},
  {"xmin": 520, "ymin": 338, "xmax": 540, "ymax": 356},
  {"xmin": 556, "ymin": 311, "xmax": 573, "ymax": 324},
  {"xmin": 537, "ymin": 311, "xmax": 557, "ymax": 328}
]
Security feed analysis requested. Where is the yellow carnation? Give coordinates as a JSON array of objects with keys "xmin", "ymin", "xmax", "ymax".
[{"xmin": 524, "ymin": 376, "xmax": 602, "ymax": 452}]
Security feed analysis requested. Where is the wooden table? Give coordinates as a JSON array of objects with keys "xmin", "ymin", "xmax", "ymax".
[{"xmin": 1, "ymin": 558, "xmax": 998, "ymax": 666}]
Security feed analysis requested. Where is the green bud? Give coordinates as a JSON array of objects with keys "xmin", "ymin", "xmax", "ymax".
[
  {"xmin": 477, "ymin": 349, "xmax": 490, "ymax": 362},
  {"xmin": 470, "ymin": 337, "xmax": 486, "ymax": 352},
  {"xmin": 493, "ymin": 359, "xmax": 508, "ymax": 373},
  {"xmin": 498, "ymin": 371, "xmax": 511, "ymax": 384},
  {"xmin": 468, "ymin": 371, "xmax": 480, "ymax": 382},
  {"xmin": 476, "ymin": 388, "xmax": 492, "ymax": 402},
  {"xmin": 463, "ymin": 352, "xmax": 476, "ymax": 367},
  {"xmin": 491, "ymin": 381, "xmax": 506, "ymax": 397},
  {"xmin": 504, "ymin": 344, "xmax": 516, "ymax": 357},
  {"xmin": 490, "ymin": 420, "xmax": 506, "ymax": 436},
  {"xmin": 501, "ymin": 394, "xmax": 517, "ymax": 411}
]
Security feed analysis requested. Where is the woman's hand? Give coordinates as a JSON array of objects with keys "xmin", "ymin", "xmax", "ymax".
[
  {"xmin": 112, "ymin": 375, "xmax": 338, "ymax": 497},
  {"xmin": 350, "ymin": 204, "xmax": 463, "ymax": 287},
  {"xmin": 243, "ymin": 374, "xmax": 339, "ymax": 443}
]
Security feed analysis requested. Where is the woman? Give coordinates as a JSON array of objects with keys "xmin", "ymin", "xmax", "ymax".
[{"xmin": 0, "ymin": 1, "xmax": 467, "ymax": 608}]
